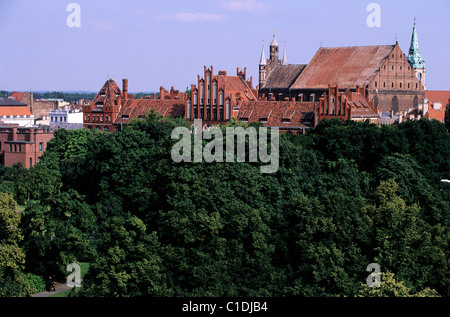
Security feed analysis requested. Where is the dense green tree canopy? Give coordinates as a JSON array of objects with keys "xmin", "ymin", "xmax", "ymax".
[{"xmin": 1, "ymin": 115, "xmax": 447, "ymax": 298}]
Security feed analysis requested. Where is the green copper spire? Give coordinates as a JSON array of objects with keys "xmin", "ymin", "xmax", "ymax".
[{"xmin": 407, "ymin": 19, "xmax": 425, "ymax": 69}]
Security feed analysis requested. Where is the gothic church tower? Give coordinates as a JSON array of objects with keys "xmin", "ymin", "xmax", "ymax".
[{"xmin": 407, "ymin": 20, "xmax": 426, "ymax": 89}]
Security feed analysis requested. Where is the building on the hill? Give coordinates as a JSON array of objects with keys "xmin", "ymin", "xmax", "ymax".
[
  {"xmin": 258, "ymin": 21, "xmax": 426, "ymax": 114},
  {"xmin": 0, "ymin": 124, "xmax": 53, "ymax": 168},
  {"xmin": 186, "ymin": 66, "xmax": 258, "ymax": 130},
  {"xmin": 83, "ymin": 79, "xmax": 187, "ymax": 132},
  {"xmin": 236, "ymin": 85, "xmax": 378, "ymax": 134}
]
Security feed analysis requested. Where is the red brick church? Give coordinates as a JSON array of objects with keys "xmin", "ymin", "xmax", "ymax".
[{"xmin": 84, "ymin": 21, "xmax": 429, "ymax": 133}]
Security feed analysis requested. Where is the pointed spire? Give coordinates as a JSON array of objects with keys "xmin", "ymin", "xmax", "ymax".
[
  {"xmin": 270, "ymin": 33, "xmax": 278, "ymax": 47},
  {"xmin": 407, "ymin": 18, "xmax": 425, "ymax": 69},
  {"xmin": 282, "ymin": 41, "xmax": 288, "ymax": 65},
  {"xmin": 259, "ymin": 42, "xmax": 266, "ymax": 65}
]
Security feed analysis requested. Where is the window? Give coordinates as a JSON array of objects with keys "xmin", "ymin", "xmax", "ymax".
[
  {"xmin": 10, "ymin": 144, "xmax": 12, "ymax": 152},
  {"xmin": 392, "ymin": 96, "xmax": 399, "ymax": 112},
  {"xmin": 29, "ymin": 158, "xmax": 32, "ymax": 167},
  {"xmin": 400, "ymin": 83, "xmax": 402, "ymax": 88},
  {"xmin": 383, "ymin": 82, "xmax": 386, "ymax": 88},
  {"xmin": 104, "ymin": 126, "xmax": 109, "ymax": 132},
  {"xmin": 39, "ymin": 142, "xmax": 43, "ymax": 152},
  {"xmin": 375, "ymin": 82, "xmax": 377, "ymax": 88}
]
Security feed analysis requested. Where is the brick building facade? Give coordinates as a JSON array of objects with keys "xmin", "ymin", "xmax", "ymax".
[
  {"xmin": 186, "ymin": 66, "xmax": 258, "ymax": 130},
  {"xmin": 259, "ymin": 22, "xmax": 426, "ymax": 114},
  {"xmin": 0, "ymin": 125, "xmax": 53, "ymax": 168},
  {"xmin": 83, "ymin": 79, "xmax": 187, "ymax": 132}
]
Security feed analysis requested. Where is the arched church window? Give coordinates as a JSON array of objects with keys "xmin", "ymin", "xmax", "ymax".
[{"xmin": 392, "ymin": 96, "xmax": 399, "ymax": 113}]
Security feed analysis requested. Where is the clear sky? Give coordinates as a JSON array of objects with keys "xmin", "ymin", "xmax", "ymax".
[{"xmin": 1, "ymin": 0, "xmax": 449, "ymax": 92}]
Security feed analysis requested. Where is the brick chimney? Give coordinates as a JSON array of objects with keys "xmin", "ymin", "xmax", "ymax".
[{"xmin": 122, "ymin": 79, "xmax": 128, "ymax": 101}]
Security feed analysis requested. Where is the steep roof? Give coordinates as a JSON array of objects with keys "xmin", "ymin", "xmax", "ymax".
[
  {"xmin": 114, "ymin": 98, "xmax": 185, "ymax": 124},
  {"xmin": 237, "ymin": 100, "xmax": 316, "ymax": 129},
  {"xmin": 263, "ymin": 65, "xmax": 307, "ymax": 89},
  {"xmin": 10, "ymin": 92, "xmax": 27, "ymax": 102},
  {"xmin": 214, "ymin": 73, "xmax": 257, "ymax": 102},
  {"xmin": 345, "ymin": 91, "xmax": 378, "ymax": 119},
  {"xmin": 291, "ymin": 45, "xmax": 395, "ymax": 89},
  {"xmin": 91, "ymin": 79, "xmax": 122, "ymax": 110}
]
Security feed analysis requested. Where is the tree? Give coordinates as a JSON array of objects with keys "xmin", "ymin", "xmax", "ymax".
[
  {"xmin": 445, "ymin": 98, "xmax": 450, "ymax": 131},
  {"xmin": 362, "ymin": 179, "xmax": 448, "ymax": 295},
  {"xmin": 20, "ymin": 190, "xmax": 97, "ymax": 277},
  {"xmin": 0, "ymin": 193, "xmax": 27, "ymax": 296},
  {"xmin": 76, "ymin": 214, "xmax": 170, "ymax": 297},
  {"xmin": 358, "ymin": 272, "xmax": 441, "ymax": 297}
]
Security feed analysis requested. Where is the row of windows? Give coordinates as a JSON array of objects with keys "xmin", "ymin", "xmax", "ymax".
[
  {"xmin": 86, "ymin": 126, "xmax": 110, "ymax": 132},
  {"xmin": 85, "ymin": 114, "xmax": 112, "ymax": 123},
  {"xmin": 374, "ymin": 81, "xmax": 419, "ymax": 89},
  {"xmin": 4, "ymin": 142, "xmax": 44, "ymax": 153},
  {"xmin": 384, "ymin": 64, "xmax": 410, "ymax": 71},
  {"xmin": 193, "ymin": 108, "xmax": 224, "ymax": 121},
  {"xmin": 51, "ymin": 116, "xmax": 67, "ymax": 122}
]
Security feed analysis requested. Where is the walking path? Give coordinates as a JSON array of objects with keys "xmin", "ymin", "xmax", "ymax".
[{"xmin": 32, "ymin": 281, "xmax": 72, "ymax": 297}]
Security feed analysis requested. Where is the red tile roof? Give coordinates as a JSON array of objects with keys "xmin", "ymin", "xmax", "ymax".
[
  {"xmin": 263, "ymin": 64, "xmax": 307, "ymax": 89},
  {"xmin": 237, "ymin": 101, "xmax": 317, "ymax": 129},
  {"xmin": 346, "ymin": 91, "xmax": 378, "ymax": 119},
  {"xmin": 114, "ymin": 98, "xmax": 185, "ymax": 124},
  {"xmin": 215, "ymin": 74, "xmax": 257, "ymax": 101},
  {"xmin": 425, "ymin": 90, "xmax": 450, "ymax": 106},
  {"xmin": 425, "ymin": 90, "xmax": 450, "ymax": 122},
  {"xmin": 90, "ymin": 79, "xmax": 122, "ymax": 110},
  {"xmin": 10, "ymin": 92, "xmax": 26, "ymax": 102},
  {"xmin": 292, "ymin": 45, "xmax": 395, "ymax": 89}
]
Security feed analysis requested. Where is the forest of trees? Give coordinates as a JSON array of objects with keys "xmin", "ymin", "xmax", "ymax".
[{"xmin": 0, "ymin": 111, "xmax": 448, "ymax": 297}]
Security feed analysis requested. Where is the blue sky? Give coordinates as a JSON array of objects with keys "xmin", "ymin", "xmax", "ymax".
[{"xmin": 1, "ymin": 0, "xmax": 449, "ymax": 92}]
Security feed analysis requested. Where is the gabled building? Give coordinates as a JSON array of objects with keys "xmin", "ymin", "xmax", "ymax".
[
  {"xmin": 186, "ymin": 66, "xmax": 258, "ymax": 129},
  {"xmin": 83, "ymin": 78, "xmax": 186, "ymax": 132},
  {"xmin": 258, "ymin": 22, "xmax": 426, "ymax": 114}
]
